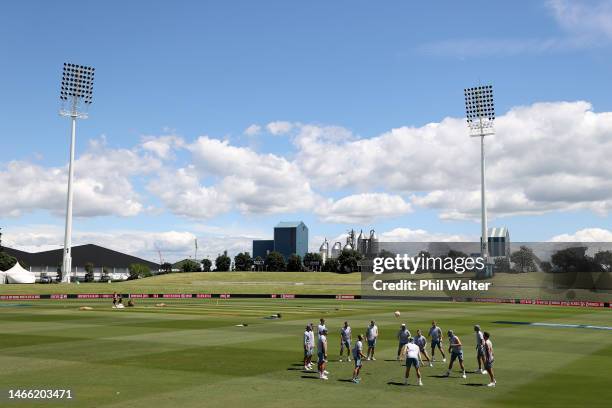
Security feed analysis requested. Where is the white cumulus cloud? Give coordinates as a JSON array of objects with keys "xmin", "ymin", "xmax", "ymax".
[
  {"xmin": 266, "ymin": 121, "xmax": 294, "ymax": 135},
  {"xmin": 316, "ymin": 193, "xmax": 412, "ymax": 223},
  {"xmin": 549, "ymin": 228, "xmax": 612, "ymax": 242},
  {"xmin": 243, "ymin": 124, "xmax": 262, "ymax": 136}
]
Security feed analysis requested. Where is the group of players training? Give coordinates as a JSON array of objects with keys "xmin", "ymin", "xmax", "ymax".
[{"xmin": 303, "ymin": 318, "xmax": 496, "ymax": 387}]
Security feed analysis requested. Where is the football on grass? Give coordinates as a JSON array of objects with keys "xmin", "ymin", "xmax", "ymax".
[{"xmin": 394, "ymin": 310, "xmax": 400, "ymax": 317}]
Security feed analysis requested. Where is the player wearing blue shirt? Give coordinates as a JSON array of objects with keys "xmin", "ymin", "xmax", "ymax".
[
  {"xmin": 444, "ymin": 330, "xmax": 466, "ymax": 379},
  {"xmin": 428, "ymin": 321, "xmax": 446, "ymax": 362},
  {"xmin": 351, "ymin": 335, "xmax": 366, "ymax": 383},
  {"xmin": 414, "ymin": 329, "xmax": 432, "ymax": 367},
  {"xmin": 396, "ymin": 324, "xmax": 411, "ymax": 361}
]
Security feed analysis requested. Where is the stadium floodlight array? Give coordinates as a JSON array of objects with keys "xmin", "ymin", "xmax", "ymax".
[
  {"xmin": 59, "ymin": 62, "xmax": 95, "ymax": 282},
  {"xmin": 60, "ymin": 63, "xmax": 95, "ymax": 118},
  {"xmin": 464, "ymin": 84, "xmax": 495, "ymax": 270},
  {"xmin": 464, "ymin": 85, "xmax": 495, "ymax": 135}
]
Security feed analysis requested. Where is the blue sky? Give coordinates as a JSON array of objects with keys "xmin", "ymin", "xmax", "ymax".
[{"xmin": 1, "ymin": 0, "xmax": 612, "ymax": 261}]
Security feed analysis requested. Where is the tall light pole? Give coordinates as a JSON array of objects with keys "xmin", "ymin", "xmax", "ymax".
[
  {"xmin": 464, "ymin": 85, "xmax": 495, "ymax": 268},
  {"xmin": 59, "ymin": 63, "xmax": 95, "ymax": 283}
]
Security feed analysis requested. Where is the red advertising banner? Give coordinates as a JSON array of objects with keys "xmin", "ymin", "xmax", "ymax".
[
  {"xmin": 0, "ymin": 293, "xmax": 607, "ymax": 307},
  {"xmin": 0, "ymin": 294, "xmax": 41, "ymax": 300}
]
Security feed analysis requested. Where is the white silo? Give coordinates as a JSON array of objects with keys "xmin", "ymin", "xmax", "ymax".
[
  {"xmin": 331, "ymin": 241, "xmax": 342, "ymax": 258},
  {"xmin": 357, "ymin": 229, "xmax": 366, "ymax": 255},
  {"xmin": 319, "ymin": 238, "xmax": 329, "ymax": 264},
  {"xmin": 368, "ymin": 229, "xmax": 379, "ymax": 255}
]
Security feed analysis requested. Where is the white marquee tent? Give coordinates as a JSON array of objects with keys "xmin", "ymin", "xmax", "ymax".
[{"xmin": 3, "ymin": 262, "xmax": 36, "ymax": 284}]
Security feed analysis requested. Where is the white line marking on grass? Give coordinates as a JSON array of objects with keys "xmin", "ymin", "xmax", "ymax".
[{"xmin": 495, "ymin": 321, "xmax": 612, "ymax": 331}]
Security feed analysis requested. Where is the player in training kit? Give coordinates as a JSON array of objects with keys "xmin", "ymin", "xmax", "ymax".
[
  {"xmin": 303, "ymin": 325, "xmax": 314, "ymax": 370},
  {"xmin": 396, "ymin": 324, "xmax": 411, "ymax": 361},
  {"xmin": 403, "ymin": 337, "xmax": 423, "ymax": 386},
  {"xmin": 483, "ymin": 331, "xmax": 496, "ymax": 387},
  {"xmin": 351, "ymin": 334, "xmax": 366, "ymax": 383},
  {"xmin": 318, "ymin": 318, "xmax": 327, "ymax": 336},
  {"xmin": 340, "ymin": 321, "xmax": 352, "ymax": 362},
  {"xmin": 445, "ymin": 330, "xmax": 466, "ymax": 378},
  {"xmin": 474, "ymin": 325, "xmax": 486, "ymax": 374},
  {"xmin": 318, "ymin": 328, "xmax": 329, "ymax": 380},
  {"xmin": 428, "ymin": 321, "xmax": 446, "ymax": 362},
  {"xmin": 414, "ymin": 329, "xmax": 432, "ymax": 367},
  {"xmin": 366, "ymin": 320, "xmax": 379, "ymax": 361}
]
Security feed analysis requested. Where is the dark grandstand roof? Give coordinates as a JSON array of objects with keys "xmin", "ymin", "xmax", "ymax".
[{"xmin": 2, "ymin": 244, "xmax": 159, "ymax": 269}]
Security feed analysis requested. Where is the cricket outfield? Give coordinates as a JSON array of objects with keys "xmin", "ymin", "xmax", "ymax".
[{"xmin": 1, "ymin": 274, "xmax": 610, "ymax": 408}]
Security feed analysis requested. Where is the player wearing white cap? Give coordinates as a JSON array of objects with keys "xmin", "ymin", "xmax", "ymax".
[{"xmin": 396, "ymin": 324, "xmax": 411, "ymax": 361}]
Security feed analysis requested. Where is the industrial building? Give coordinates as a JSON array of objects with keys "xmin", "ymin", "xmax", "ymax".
[
  {"xmin": 252, "ymin": 221, "xmax": 309, "ymax": 261},
  {"xmin": 319, "ymin": 229, "xmax": 379, "ymax": 262},
  {"xmin": 488, "ymin": 227, "xmax": 510, "ymax": 258},
  {"xmin": 252, "ymin": 239, "xmax": 274, "ymax": 260}
]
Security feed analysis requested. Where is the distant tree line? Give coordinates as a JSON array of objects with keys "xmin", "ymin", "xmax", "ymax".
[
  {"xmin": 494, "ymin": 246, "xmax": 612, "ymax": 274},
  {"xmin": 166, "ymin": 249, "xmax": 364, "ymax": 273}
]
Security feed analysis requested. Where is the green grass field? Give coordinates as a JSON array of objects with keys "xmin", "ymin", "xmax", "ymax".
[
  {"xmin": 1, "ymin": 295, "xmax": 611, "ymax": 407},
  {"xmin": 0, "ymin": 272, "xmax": 359, "ymax": 295},
  {"xmin": 0, "ymin": 271, "xmax": 608, "ymax": 301}
]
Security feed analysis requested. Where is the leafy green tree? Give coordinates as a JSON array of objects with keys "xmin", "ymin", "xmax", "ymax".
[
  {"xmin": 287, "ymin": 254, "xmax": 303, "ymax": 272},
  {"xmin": 303, "ymin": 252, "xmax": 323, "ymax": 271},
  {"xmin": 160, "ymin": 262, "xmax": 173, "ymax": 273},
  {"xmin": 84, "ymin": 262, "xmax": 95, "ymax": 282},
  {"xmin": 180, "ymin": 259, "xmax": 201, "ymax": 272},
  {"xmin": 447, "ymin": 249, "xmax": 469, "ymax": 259},
  {"xmin": 215, "ymin": 251, "xmax": 231, "ymax": 271},
  {"xmin": 253, "ymin": 256, "xmax": 264, "ymax": 271},
  {"xmin": 201, "ymin": 258, "xmax": 212, "ymax": 272},
  {"xmin": 493, "ymin": 257, "xmax": 511, "ymax": 273},
  {"xmin": 129, "ymin": 263, "xmax": 152, "ymax": 279},
  {"xmin": 101, "ymin": 267, "xmax": 111, "ymax": 281},
  {"xmin": 378, "ymin": 249, "xmax": 395, "ymax": 259},
  {"xmin": 265, "ymin": 251, "xmax": 286, "ymax": 271},
  {"xmin": 234, "ymin": 252, "xmax": 253, "ymax": 271},
  {"xmin": 0, "ymin": 252, "xmax": 17, "ymax": 271},
  {"xmin": 510, "ymin": 246, "xmax": 537, "ymax": 273},
  {"xmin": 594, "ymin": 250, "xmax": 612, "ymax": 272},
  {"xmin": 337, "ymin": 249, "xmax": 362, "ymax": 273},
  {"xmin": 416, "ymin": 250, "xmax": 434, "ymax": 273},
  {"xmin": 322, "ymin": 257, "xmax": 339, "ymax": 272},
  {"xmin": 551, "ymin": 247, "xmax": 602, "ymax": 273},
  {"xmin": 539, "ymin": 261, "xmax": 553, "ymax": 273}
]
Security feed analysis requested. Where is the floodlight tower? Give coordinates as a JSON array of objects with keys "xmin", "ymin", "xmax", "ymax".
[
  {"xmin": 59, "ymin": 63, "xmax": 95, "ymax": 283},
  {"xmin": 464, "ymin": 85, "xmax": 495, "ymax": 265}
]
